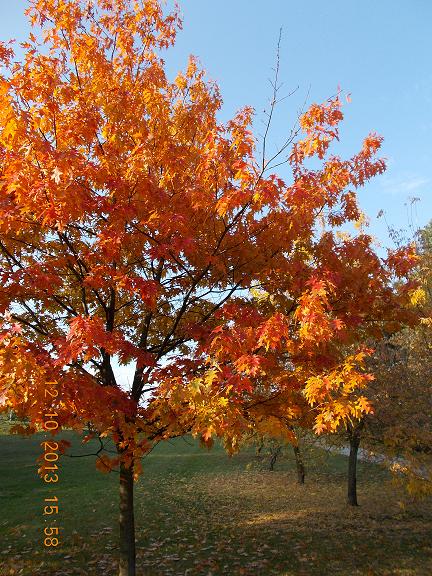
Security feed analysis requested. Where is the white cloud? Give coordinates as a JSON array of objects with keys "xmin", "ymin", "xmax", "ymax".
[{"xmin": 380, "ymin": 174, "xmax": 430, "ymax": 195}]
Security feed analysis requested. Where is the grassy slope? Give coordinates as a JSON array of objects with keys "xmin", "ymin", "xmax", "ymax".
[{"xmin": 0, "ymin": 423, "xmax": 431, "ymax": 576}]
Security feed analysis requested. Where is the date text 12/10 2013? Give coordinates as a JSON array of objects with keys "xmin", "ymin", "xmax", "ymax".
[{"xmin": 41, "ymin": 381, "xmax": 61, "ymax": 548}]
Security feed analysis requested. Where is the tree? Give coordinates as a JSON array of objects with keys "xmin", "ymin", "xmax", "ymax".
[
  {"xmin": 255, "ymin": 431, "xmax": 306, "ymax": 482},
  {"xmin": 346, "ymin": 418, "xmax": 364, "ymax": 505},
  {"xmin": 0, "ymin": 1, "xmax": 417, "ymax": 574},
  {"xmin": 338, "ymin": 220, "xmax": 432, "ymax": 507},
  {"xmin": 361, "ymin": 223, "xmax": 432, "ymax": 498}
]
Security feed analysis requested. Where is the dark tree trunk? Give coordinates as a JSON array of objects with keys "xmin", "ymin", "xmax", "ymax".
[
  {"xmin": 119, "ymin": 462, "xmax": 136, "ymax": 576},
  {"xmin": 269, "ymin": 445, "xmax": 282, "ymax": 470},
  {"xmin": 347, "ymin": 435, "xmax": 360, "ymax": 506},
  {"xmin": 293, "ymin": 444, "xmax": 305, "ymax": 484},
  {"xmin": 256, "ymin": 437, "xmax": 264, "ymax": 455},
  {"xmin": 347, "ymin": 420, "xmax": 364, "ymax": 506}
]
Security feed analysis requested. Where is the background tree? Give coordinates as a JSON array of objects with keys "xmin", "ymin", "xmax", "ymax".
[
  {"xmin": 253, "ymin": 429, "xmax": 307, "ymax": 482},
  {"xmin": 334, "ymin": 219, "xmax": 432, "ymax": 507},
  {"xmin": 0, "ymin": 1, "xmax": 417, "ymax": 574},
  {"xmin": 361, "ymin": 221, "xmax": 432, "ymax": 497}
]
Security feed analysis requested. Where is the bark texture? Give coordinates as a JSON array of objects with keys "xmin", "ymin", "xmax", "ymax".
[
  {"xmin": 119, "ymin": 463, "xmax": 136, "ymax": 576},
  {"xmin": 347, "ymin": 420, "xmax": 364, "ymax": 506},
  {"xmin": 293, "ymin": 444, "xmax": 305, "ymax": 484}
]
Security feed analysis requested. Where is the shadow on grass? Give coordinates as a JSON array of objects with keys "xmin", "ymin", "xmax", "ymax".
[
  {"xmin": 131, "ymin": 469, "xmax": 432, "ymax": 576},
  {"xmin": 0, "ymin": 430, "xmax": 431, "ymax": 575}
]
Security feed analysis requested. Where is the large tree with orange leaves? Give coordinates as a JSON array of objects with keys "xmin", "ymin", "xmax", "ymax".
[{"xmin": 0, "ymin": 1, "xmax": 417, "ymax": 574}]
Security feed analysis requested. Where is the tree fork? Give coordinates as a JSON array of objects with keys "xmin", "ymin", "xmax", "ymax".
[{"xmin": 269, "ymin": 445, "xmax": 282, "ymax": 471}]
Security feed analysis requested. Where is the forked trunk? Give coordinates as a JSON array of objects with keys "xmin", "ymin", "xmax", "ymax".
[
  {"xmin": 293, "ymin": 444, "xmax": 305, "ymax": 484},
  {"xmin": 119, "ymin": 463, "xmax": 136, "ymax": 576},
  {"xmin": 269, "ymin": 445, "xmax": 282, "ymax": 470}
]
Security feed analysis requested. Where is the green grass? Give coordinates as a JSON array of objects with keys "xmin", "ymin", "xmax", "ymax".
[{"xmin": 0, "ymin": 421, "xmax": 431, "ymax": 576}]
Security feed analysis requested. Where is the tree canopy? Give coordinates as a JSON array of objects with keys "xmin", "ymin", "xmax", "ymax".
[
  {"xmin": 0, "ymin": 0, "xmax": 418, "ymax": 463},
  {"xmin": 0, "ymin": 1, "xmax": 420, "ymax": 573}
]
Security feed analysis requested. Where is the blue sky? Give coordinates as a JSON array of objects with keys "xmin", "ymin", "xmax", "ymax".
[{"xmin": 2, "ymin": 0, "xmax": 431, "ymax": 249}]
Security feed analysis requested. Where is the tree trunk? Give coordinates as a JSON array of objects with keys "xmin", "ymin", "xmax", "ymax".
[
  {"xmin": 119, "ymin": 463, "xmax": 136, "ymax": 576},
  {"xmin": 293, "ymin": 444, "xmax": 305, "ymax": 484},
  {"xmin": 256, "ymin": 437, "xmax": 264, "ymax": 455},
  {"xmin": 269, "ymin": 445, "xmax": 282, "ymax": 470},
  {"xmin": 347, "ymin": 421, "xmax": 363, "ymax": 506}
]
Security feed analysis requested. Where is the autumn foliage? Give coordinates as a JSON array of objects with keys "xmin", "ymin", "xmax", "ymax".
[
  {"xmin": 357, "ymin": 223, "xmax": 432, "ymax": 497},
  {"xmin": 0, "ymin": 0, "xmax": 418, "ymax": 469}
]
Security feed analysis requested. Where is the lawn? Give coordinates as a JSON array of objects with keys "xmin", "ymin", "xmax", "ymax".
[{"xmin": 0, "ymin": 422, "xmax": 431, "ymax": 576}]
